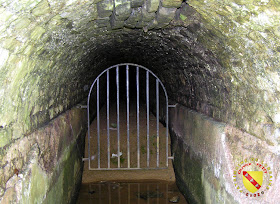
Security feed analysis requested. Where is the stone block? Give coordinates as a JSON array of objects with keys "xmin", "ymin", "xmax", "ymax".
[
  {"xmin": 13, "ymin": 17, "xmax": 31, "ymax": 30},
  {"xmin": 124, "ymin": 7, "xmax": 142, "ymax": 28},
  {"xmin": 141, "ymin": 3, "xmax": 156, "ymax": 22},
  {"xmin": 95, "ymin": 17, "xmax": 111, "ymax": 28},
  {"xmin": 135, "ymin": 20, "xmax": 149, "ymax": 28},
  {"xmin": 97, "ymin": 0, "xmax": 114, "ymax": 18},
  {"xmin": 145, "ymin": 19, "xmax": 157, "ymax": 30},
  {"xmin": 145, "ymin": 0, "xmax": 160, "ymax": 13},
  {"xmin": 131, "ymin": 0, "xmax": 144, "ymax": 8},
  {"xmin": 114, "ymin": 0, "xmax": 132, "ymax": 21},
  {"xmin": 30, "ymin": 26, "xmax": 46, "ymax": 41},
  {"xmin": 161, "ymin": 0, "xmax": 182, "ymax": 8},
  {"xmin": 31, "ymin": 0, "xmax": 51, "ymax": 17},
  {"xmin": 156, "ymin": 5, "xmax": 177, "ymax": 25},
  {"xmin": 110, "ymin": 14, "xmax": 124, "ymax": 29},
  {"xmin": 176, "ymin": 3, "xmax": 200, "ymax": 23},
  {"xmin": 0, "ymin": 128, "xmax": 11, "ymax": 148}
]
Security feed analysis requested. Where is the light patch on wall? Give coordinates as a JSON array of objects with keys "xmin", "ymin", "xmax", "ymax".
[
  {"xmin": 230, "ymin": 2, "xmax": 249, "ymax": 12},
  {"xmin": 256, "ymin": 75, "xmax": 273, "ymax": 90},
  {"xmin": 214, "ymin": 161, "xmax": 221, "ymax": 178},
  {"xmin": 0, "ymin": 48, "xmax": 9, "ymax": 68},
  {"xmin": 250, "ymin": 12, "xmax": 271, "ymax": 26},
  {"xmin": 269, "ymin": 71, "xmax": 280, "ymax": 91},
  {"xmin": 273, "ymin": 113, "xmax": 280, "ymax": 124},
  {"xmin": 83, "ymin": 85, "xmax": 89, "ymax": 91}
]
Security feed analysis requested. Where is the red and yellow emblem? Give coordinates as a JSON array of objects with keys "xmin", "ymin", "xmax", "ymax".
[{"xmin": 243, "ymin": 171, "xmax": 263, "ymax": 193}]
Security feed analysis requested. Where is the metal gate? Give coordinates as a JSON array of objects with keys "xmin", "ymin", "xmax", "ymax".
[{"xmin": 84, "ymin": 63, "xmax": 174, "ymax": 170}]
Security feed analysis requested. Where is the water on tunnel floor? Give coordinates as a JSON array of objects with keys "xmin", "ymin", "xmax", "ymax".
[{"xmin": 76, "ymin": 180, "xmax": 187, "ymax": 204}]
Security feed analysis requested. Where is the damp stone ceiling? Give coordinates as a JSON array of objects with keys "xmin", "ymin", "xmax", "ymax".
[
  {"xmin": 1, "ymin": 0, "xmax": 280, "ymax": 146},
  {"xmin": 0, "ymin": 0, "xmax": 280, "ymax": 203}
]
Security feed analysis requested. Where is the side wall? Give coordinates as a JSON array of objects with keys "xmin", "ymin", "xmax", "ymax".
[
  {"xmin": 0, "ymin": 107, "xmax": 87, "ymax": 204},
  {"xmin": 169, "ymin": 104, "xmax": 280, "ymax": 204}
]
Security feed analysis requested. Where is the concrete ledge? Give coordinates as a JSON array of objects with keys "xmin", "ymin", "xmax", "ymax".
[
  {"xmin": 0, "ymin": 107, "xmax": 87, "ymax": 203},
  {"xmin": 169, "ymin": 104, "xmax": 280, "ymax": 204}
]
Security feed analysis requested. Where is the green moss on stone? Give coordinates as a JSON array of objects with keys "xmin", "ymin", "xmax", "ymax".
[
  {"xmin": 0, "ymin": 128, "xmax": 12, "ymax": 148},
  {"xmin": 30, "ymin": 26, "xmax": 46, "ymax": 42},
  {"xmin": 180, "ymin": 13, "xmax": 187, "ymax": 21},
  {"xmin": 161, "ymin": 0, "xmax": 182, "ymax": 8},
  {"xmin": 14, "ymin": 18, "xmax": 31, "ymax": 30},
  {"xmin": 29, "ymin": 164, "xmax": 48, "ymax": 204},
  {"xmin": 31, "ymin": 0, "xmax": 51, "ymax": 17}
]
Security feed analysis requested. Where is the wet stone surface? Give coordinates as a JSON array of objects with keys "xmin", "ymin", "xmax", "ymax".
[{"xmin": 76, "ymin": 180, "xmax": 188, "ymax": 204}]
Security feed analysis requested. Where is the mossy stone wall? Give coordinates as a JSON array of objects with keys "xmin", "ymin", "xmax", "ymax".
[
  {"xmin": 0, "ymin": 107, "xmax": 87, "ymax": 203},
  {"xmin": 0, "ymin": 0, "xmax": 280, "ymax": 203}
]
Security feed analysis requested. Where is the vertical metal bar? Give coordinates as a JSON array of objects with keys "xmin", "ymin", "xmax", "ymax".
[
  {"xmin": 156, "ymin": 79, "xmax": 159, "ymax": 168},
  {"xmin": 118, "ymin": 184, "xmax": 121, "ymax": 204},
  {"xmin": 99, "ymin": 184, "xmax": 101, "ymax": 204},
  {"xmin": 109, "ymin": 183, "xmax": 112, "ymax": 204},
  {"xmin": 166, "ymin": 94, "xmax": 169, "ymax": 167},
  {"xmin": 166, "ymin": 184, "xmax": 168, "ymax": 204},
  {"xmin": 97, "ymin": 78, "xmax": 100, "ymax": 169},
  {"xmin": 137, "ymin": 184, "xmax": 140, "ymax": 204},
  {"xmin": 147, "ymin": 184, "xmax": 150, "ymax": 204},
  {"xmin": 107, "ymin": 70, "xmax": 110, "ymax": 169},
  {"xmin": 116, "ymin": 66, "xmax": 120, "ymax": 168},
  {"xmin": 157, "ymin": 184, "xmax": 159, "ymax": 204},
  {"xmin": 126, "ymin": 66, "xmax": 130, "ymax": 168},
  {"xmin": 128, "ymin": 183, "xmax": 131, "ymax": 204},
  {"xmin": 136, "ymin": 66, "xmax": 140, "ymax": 168},
  {"xmin": 87, "ymin": 100, "xmax": 91, "ymax": 170},
  {"xmin": 146, "ymin": 71, "xmax": 150, "ymax": 168}
]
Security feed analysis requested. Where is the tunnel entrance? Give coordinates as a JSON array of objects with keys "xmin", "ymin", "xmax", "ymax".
[
  {"xmin": 77, "ymin": 64, "xmax": 187, "ymax": 203},
  {"xmin": 85, "ymin": 64, "xmax": 173, "ymax": 170}
]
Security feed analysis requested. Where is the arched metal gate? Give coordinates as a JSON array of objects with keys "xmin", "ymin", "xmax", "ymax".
[{"xmin": 84, "ymin": 63, "xmax": 174, "ymax": 170}]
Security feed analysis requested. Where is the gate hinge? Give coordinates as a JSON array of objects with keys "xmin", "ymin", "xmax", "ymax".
[
  {"xmin": 168, "ymin": 154, "xmax": 174, "ymax": 160},
  {"xmin": 168, "ymin": 103, "xmax": 177, "ymax": 108},
  {"xmin": 82, "ymin": 158, "xmax": 89, "ymax": 161},
  {"xmin": 76, "ymin": 104, "xmax": 87, "ymax": 109}
]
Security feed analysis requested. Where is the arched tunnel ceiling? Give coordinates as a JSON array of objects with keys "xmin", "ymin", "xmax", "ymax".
[{"xmin": 0, "ymin": 0, "xmax": 280, "ymax": 148}]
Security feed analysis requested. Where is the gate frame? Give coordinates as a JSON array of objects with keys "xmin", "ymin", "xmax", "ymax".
[{"xmin": 85, "ymin": 63, "xmax": 174, "ymax": 170}]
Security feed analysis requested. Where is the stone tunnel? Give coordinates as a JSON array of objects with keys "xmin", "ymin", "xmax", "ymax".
[{"xmin": 0, "ymin": 0, "xmax": 280, "ymax": 203}]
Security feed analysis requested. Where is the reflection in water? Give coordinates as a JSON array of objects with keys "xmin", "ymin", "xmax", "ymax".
[{"xmin": 77, "ymin": 180, "xmax": 187, "ymax": 204}]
